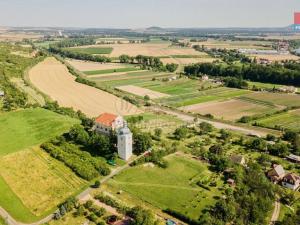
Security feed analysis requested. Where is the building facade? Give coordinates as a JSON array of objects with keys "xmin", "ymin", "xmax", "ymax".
[{"xmin": 95, "ymin": 113, "xmax": 124, "ymax": 135}]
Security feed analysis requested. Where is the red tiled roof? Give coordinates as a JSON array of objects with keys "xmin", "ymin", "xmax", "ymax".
[{"xmin": 95, "ymin": 113, "xmax": 118, "ymax": 127}]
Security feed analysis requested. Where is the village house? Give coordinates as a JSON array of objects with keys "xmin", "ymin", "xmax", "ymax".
[
  {"xmin": 278, "ymin": 86, "xmax": 298, "ymax": 94},
  {"xmin": 286, "ymin": 154, "xmax": 300, "ymax": 164},
  {"xmin": 201, "ymin": 75, "xmax": 209, "ymax": 81},
  {"xmin": 95, "ymin": 113, "xmax": 124, "ymax": 135},
  {"xmin": 230, "ymin": 155, "xmax": 246, "ymax": 166},
  {"xmin": 257, "ymin": 58, "xmax": 272, "ymax": 65},
  {"xmin": 282, "ymin": 173, "xmax": 300, "ymax": 190},
  {"xmin": 267, "ymin": 164, "xmax": 285, "ymax": 183}
]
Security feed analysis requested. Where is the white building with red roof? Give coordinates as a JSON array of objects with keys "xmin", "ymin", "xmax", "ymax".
[{"xmin": 95, "ymin": 113, "xmax": 124, "ymax": 134}]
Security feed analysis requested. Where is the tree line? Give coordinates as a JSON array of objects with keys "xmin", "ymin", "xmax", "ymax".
[
  {"xmin": 49, "ymin": 46, "xmax": 111, "ymax": 63},
  {"xmin": 119, "ymin": 54, "xmax": 178, "ymax": 72},
  {"xmin": 184, "ymin": 62, "xmax": 300, "ymax": 86}
]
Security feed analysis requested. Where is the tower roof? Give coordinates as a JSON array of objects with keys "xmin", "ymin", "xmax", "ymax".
[{"xmin": 118, "ymin": 122, "xmax": 131, "ymax": 135}]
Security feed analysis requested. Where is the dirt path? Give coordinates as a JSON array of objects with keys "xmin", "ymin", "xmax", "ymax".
[
  {"xmin": 270, "ymin": 200, "xmax": 281, "ymax": 225},
  {"xmin": 150, "ymin": 106, "xmax": 277, "ymax": 137},
  {"xmin": 110, "ymin": 181, "xmax": 203, "ymax": 191}
]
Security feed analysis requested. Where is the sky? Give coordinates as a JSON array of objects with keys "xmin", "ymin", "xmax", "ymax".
[{"xmin": 0, "ymin": 0, "xmax": 299, "ymax": 28}]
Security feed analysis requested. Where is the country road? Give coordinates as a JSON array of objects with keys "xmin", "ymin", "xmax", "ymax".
[
  {"xmin": 270, "ymin": 200, "xmax": 281, "ymax": 225},
  {"xmin": 150, "ymin": 106, "xmax": 278, "ymax": 137},
  {"xmin": 0, "ymin": 153, "xmax": 146, "ymax": 225}
]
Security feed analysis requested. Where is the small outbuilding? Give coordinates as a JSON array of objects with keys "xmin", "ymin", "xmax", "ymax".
[
  {"xmin": 0, "ymin": 90, "xmax": 4, "ymax": 97},
  {"xmin": 286, "ymin": 154, "xmax": 300, "ymax": 164},
  {"xmin": 230, "ymin": 155, "xmax": 246, "ymax": 166}
]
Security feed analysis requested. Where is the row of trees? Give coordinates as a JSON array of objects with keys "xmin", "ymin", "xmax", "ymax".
[
  {"xmin": 53, "ymin": 37, "xmax": 96, "ymax": 48},
  {"xmin": 184, "ymin": 62, "xmax": 300, "ymax": 86},
  {"xmin": 49, "ymin": 46, "xmax": 111, "ymax": 63},
  {"xmin": 119, "ymin": 54, "xmax": 178, "ymax": 72},
  {"xmin": 41, "ymin": 139, "xmax": 110, "ymax": 180}
]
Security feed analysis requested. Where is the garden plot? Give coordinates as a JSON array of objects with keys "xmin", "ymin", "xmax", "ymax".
[{"xmin": 180, "ymin": 99, "xmax": 279, "ymax": 121}]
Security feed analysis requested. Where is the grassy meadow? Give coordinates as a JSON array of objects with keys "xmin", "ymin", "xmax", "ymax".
[
  {"xmin": 0, "ymin": 108, "xmax": 82, "ymax": 222},
  {"xmin": 0, "ymin": 147, "xmax": 87, "ymax": 222},
  {"xmin": 0, "ymin": 108, "xmax": 78, "ymax": 156},
  {"xmin": 107, "ymin": 154, "xmax": 223, "ymax": 220},
  {"xmin": 66, "ymin": 47, "xmax": 113, "ymax": 55}
]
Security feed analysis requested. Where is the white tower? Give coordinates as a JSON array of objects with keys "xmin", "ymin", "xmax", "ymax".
[{"xmin": 117, "ymin": 122, "xmax": 133, "ymax": 161}]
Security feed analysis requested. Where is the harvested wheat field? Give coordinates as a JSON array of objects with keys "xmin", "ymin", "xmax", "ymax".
[
  {"xmin": 181, "ymin": 99, "xmax": 277, "ymax": 121},
  {"xmin": 116, "ymin": 85, "xmax": 170, "ymax": 99},
  {"xmin": 66, "ymin": 59, "xmax": 128, "ymax": 71},
  {"xmin": 0, "ymin": 32, "xmax": 42, "ymax": 41},
  {"xmin": 29, "ymin": 57, "xmax": 141, "ymax": 117},
  {"xmin": 161, "ymin": 57, "xmax": 216, "ymax": 65},
  {"xmin": 79, "ymin": 43, "xmax": 203, "ymax": 57},
  {"xmin": 249, "ymin": 54, "xmax": 300, "ymax": 61}
]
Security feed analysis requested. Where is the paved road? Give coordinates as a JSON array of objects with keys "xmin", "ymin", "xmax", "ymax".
[
  {"xmin": 270, "ymin": 200, "xmax": 281, "ymax": 225},
  {"xmin": 150, "ymin": 106, "xmax": 276, "ymax": 137},
  {"xmin": 0, "ymin": 153, "xmax": 145, "ymax": 225}
]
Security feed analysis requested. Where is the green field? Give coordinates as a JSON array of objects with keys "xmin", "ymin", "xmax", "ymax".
[
  {"xmin": 90, "ymin": 71, "xmax": 174, "ymax": 88},
  {"xmin": 242, "ymin": 92, "xmax": 300, "ymax": 107},
  {"xmin": 66, "ymin": 47, "xmax": 113, "ymax": 55},
  {"xmin": 156, "ymin": 86, "xmax": 250, "ymax": 107},
  {"xmin": 0, "ymin": 108, "xmax": 78, "ymax": 155},
  {"xmin": 0, "ymin": 108, "xmax": 83, "ymax": 222},
  {"xmin": 84, "ymin": 67, "xmax": 140, "ymax": 75},
  {"xmin": 108, "ymin": 154, "xmax": 223, "ymax": 220},
  {"xmin": 255, "ymin": 109, "xmax": 300, "ymax": 132},
  {"xmin": 90, "ymin": 70, "xmax": 251, "ymax": 107}
]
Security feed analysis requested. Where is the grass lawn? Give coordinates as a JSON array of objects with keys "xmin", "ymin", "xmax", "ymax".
[
  {"xmin": 66, "ymin": 47, "xmax": 113, "ymax": 55},
  {"xmin": 84, "ymin": 67, "xmax": 140, "ymax": 75},
  {"xmin": 0, "ymin": 175, "xmax": 37, "ymax": 223},
  {"xmin": 107, "ymin": 154, "xmax": 223, "ymax": 220},
  {"xmin": 255, "ymin": 109, "xmax": 300, "ymax": 132},
  {"xmin": 0, "ymin": 108, "xmax": 79, "ymax": 156},
  {"xmin": 0, "ymin": 147, "xmax": 87, "ymax": 222},
  {"xmin": 0, "ymin": 217, "xmax": 5, "ymax": 225}
]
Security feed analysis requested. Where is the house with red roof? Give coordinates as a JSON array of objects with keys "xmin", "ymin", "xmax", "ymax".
[{"xmin": 95, "ymin": 113, "xmax": 124, "ymax": 134}]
